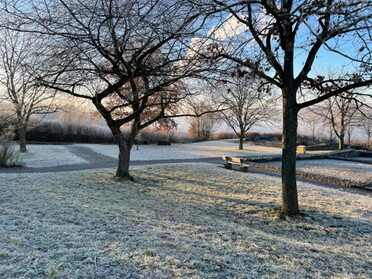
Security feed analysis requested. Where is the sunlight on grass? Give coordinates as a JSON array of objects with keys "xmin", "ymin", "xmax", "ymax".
[{"xmin": 0, "ymin": 164, "xmax": 370, "ymax": 278}]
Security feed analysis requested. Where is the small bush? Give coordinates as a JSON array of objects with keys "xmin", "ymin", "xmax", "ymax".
[{"xmin": 0, "ymin": 131, "xmax": 20, "ymax": 167}]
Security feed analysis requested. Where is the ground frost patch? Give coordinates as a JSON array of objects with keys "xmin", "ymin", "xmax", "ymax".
[{"xmin": 0, "ymin": 164, "xmax": 371, "ymax": 278}]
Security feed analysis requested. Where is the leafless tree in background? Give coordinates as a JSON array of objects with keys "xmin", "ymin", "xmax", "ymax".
[
  {"xmin": 0, "ymin": 29, "xmax": 57, "ymax": 152},
  {"xmin": 298, "ymin": 108, "xmax": 323, "ymax": 142},
  {"xmin": 358, "ymin": 111, "xmax": 372, "ymax": 147},
  {"xmin": 188, "ymin": 100, "xmax": 220, "ymax": 141},
  {"xmin": 318, "ymin": 94, "xmax": 360, "ymax": 150},
  {"xmin": 218, "ymin": 76, "xmax": 277, "ymax": 149}
]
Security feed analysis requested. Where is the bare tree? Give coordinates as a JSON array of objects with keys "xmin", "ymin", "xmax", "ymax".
[
  {"xmin": 2, "ymin": 0, "xmax": 219, "ymax": 179},
  {"xmin": 58, "ymin": 101, "xmax": 94, "ymax": 139},
  {"xmin": 298, "ymin": 108, "xmax": 323, "ymax": 142},
  {"xmin": 0, "ymin": 29, "xmax": 57, "ymax": 152},
  {"xmin": 357, "ymin": 110, "xmax": 372, "ymax": 148},
  {"xmin": 202, "ymin": 0, "xmax": 372, "ymax": 215},
  {"xmin": 315, "ymin": 94, "xmax": 360, "ymax": 150},
  {"xmin": 188, "ymin": 100, "xmax": 220, "ymax": 141},
  {"xmin": 218, "ymin": 76, "xmax": 277, "ymax": 149}
]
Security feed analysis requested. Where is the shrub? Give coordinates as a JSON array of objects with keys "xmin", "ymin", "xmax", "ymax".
[
  {"xmin": 0, "ymin": 130, "xmax": 20, "ymax": 167},
  {"xmin": 26, "ymin": 121, "xmax": 116, "ymax": 143}
]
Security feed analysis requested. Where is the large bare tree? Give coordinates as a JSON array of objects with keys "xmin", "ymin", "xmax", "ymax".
[
  {"xmin": 1, "ymin": 0, "xmax": 220, "ymax": 179},
  {"xmin": 0, "ymin": 29, "xmax": 56, "ymax": 152},
  {"xmin": 200, "ymin": 0, "xmax": 372, "ymax": 215}
]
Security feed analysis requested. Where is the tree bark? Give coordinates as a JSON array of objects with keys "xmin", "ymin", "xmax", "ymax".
[
  {"xmin": 238, "ymin": 134, "xmax": 244, "ymax": 150},
  {"xmin": 115, "ymin": 136, "xmax": 134, "ymax": 179},
  {"xmin": 337, "ymin": 133, "xmax": 345, "ymax": 150},
  {"xmin": 108, "ymin": 123, "xmax": 135, "ymax": 180},
  {"xmin": 281, "ymin": 89, "xmax": 300, "ymax": 216},
  {"xmin": 17, "ymin": 126, "xmax": 27, "ymax": 152}
]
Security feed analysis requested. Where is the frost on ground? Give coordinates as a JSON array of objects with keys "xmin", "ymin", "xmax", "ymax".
[
  {"xmin": 0, "ymin": 164, "xmax": 371, "ymax": 279},
  {"xmin": 78, "ymin": 140, "xmax": 282, "ymax": 161},
  {"xmin": 16, "ymin": 140, "xmax": 282, "ymax": 168},
  {"xmin": 354, "ymin": 157, "xmax": 372, "ymax": 162},
  {"xmin": 19, "ymin": 145, "xmax": 88, "ymax": 167},
  {"xmin": 267, "ymin": 159, "xmax": 372, "ymax": 184}
]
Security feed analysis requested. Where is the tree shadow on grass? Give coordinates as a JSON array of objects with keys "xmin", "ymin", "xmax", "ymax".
[
  {"xmin": 1, "ymin": 167, "xmax": 370, "ymax": 279},
  {"xmin": 135, "ymin": 168, "xmax": 371, "ymax": 241},
  {"xmin": 124, "ymin": 169, "xmax": 372, "ymax": 278}
]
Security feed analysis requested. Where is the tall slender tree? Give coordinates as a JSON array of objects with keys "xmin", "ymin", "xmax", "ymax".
[{"xmin": 0, "ymin": 29, "xmax": 56, "ymax": 152}]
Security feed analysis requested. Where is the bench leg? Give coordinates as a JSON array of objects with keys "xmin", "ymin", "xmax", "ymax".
[
  {"xmin": 240, "ymin": 166, "xmax": 248, "ymax": 172},
  {"xmin": 224, "ymin": 163, "xmax": 232, "ymax": 169}
]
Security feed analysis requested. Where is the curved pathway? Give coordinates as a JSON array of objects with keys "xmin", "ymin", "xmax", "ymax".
[
  {"xmin": 1, "ymin": 145, "xmax": 370, "ymax": 196},
  {"xmin": 1, "ymin": 145, "xmax": 222, "ymax": 173}
]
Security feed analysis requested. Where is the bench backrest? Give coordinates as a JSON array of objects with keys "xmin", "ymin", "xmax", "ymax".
[{"xmin": 222, "ymin": 156, "xmax": 246, "ymax": 164}]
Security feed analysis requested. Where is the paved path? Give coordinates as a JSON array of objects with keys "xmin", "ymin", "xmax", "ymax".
[
  {"xmin": 1, "ymin": 145, "xmax": 370, "ymax": 196},
  {"xmin": 1, "ymin": 158, "xmax": 225, "ymax": 174},
  {"xmin": 1, "ymin": 145, "xmax": 223, "ymax": 173}
]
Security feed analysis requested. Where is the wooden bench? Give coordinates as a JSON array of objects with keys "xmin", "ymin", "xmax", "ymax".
[
  {"xmin": 296, "ymin": 145, "xmax": 306, "ymax": 154},
  {"xmin": 222, "ymin": 156, "xmax": 251, "ymax": 172}
]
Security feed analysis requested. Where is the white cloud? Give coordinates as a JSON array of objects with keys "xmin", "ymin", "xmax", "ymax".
[{"xmin": 209, "ymin": 15, "xmax": 248, "ymax": 41}]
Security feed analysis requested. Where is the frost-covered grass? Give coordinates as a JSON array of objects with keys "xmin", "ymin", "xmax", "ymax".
[
  {"xmin": 0, "ymin": 164, "xmax": 371, "ymax": 279},
  {"xmin": 267, "ymin": 159, "xmax": 372, "ymax": 184},
  {"xmin": 19, "ymin": 145, "xmax": 88, "ymax": 167},
  {"xmin": 78, "ymin": 140, "xmax": 282, "ymax": 161},
  {"xmin": 354, "ymin": 157, "xmax": 372, "ymax": 162}
]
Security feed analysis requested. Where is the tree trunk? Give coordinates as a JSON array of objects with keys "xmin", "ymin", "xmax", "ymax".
[
  {"xmin": 281, "ymin": 91, "xmax": 300, "ymax": 216},
  {"xmin": 116, "ymin": 137, "xmax": 134, "ymax": 179},
  {"xmin": 108, "ymin": 124, "xmax": 135, "ymax": 179},
  {"xmin": 17, "ymin": 126, "xmax": 27, "ymax": 152},
  {"xmin": 238, "ymin": 135, "xmax": 244, "ymax": 150},
  {"xmin": 329, "ymin": 124, "xmax": 333, "ymax": 143},
  {"xmin": 337, "ymin": 133, "xmax": 345, "ymax": 150}
]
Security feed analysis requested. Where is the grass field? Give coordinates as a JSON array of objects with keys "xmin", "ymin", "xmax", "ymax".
[{"xmin": 0, "ymin": 163, "xmax": 371, "ymax": 278}]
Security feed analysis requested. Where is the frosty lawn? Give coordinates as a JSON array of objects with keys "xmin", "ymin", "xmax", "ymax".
[
  {"xmin": 0, "ymin": 164, "xmax": 371, "ymax": 278},
  {"xmin": 267, "ymin": 159, "xmax": 372, "ymax": 185},
  {"xmin": 19, "ymin": 145, "xmax": 88, "ymax": 168}
]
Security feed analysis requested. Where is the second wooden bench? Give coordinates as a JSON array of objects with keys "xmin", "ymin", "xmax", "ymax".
[{"xmin": 222, "ymin": 156, "xmax": 251, "ymax": 172}]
